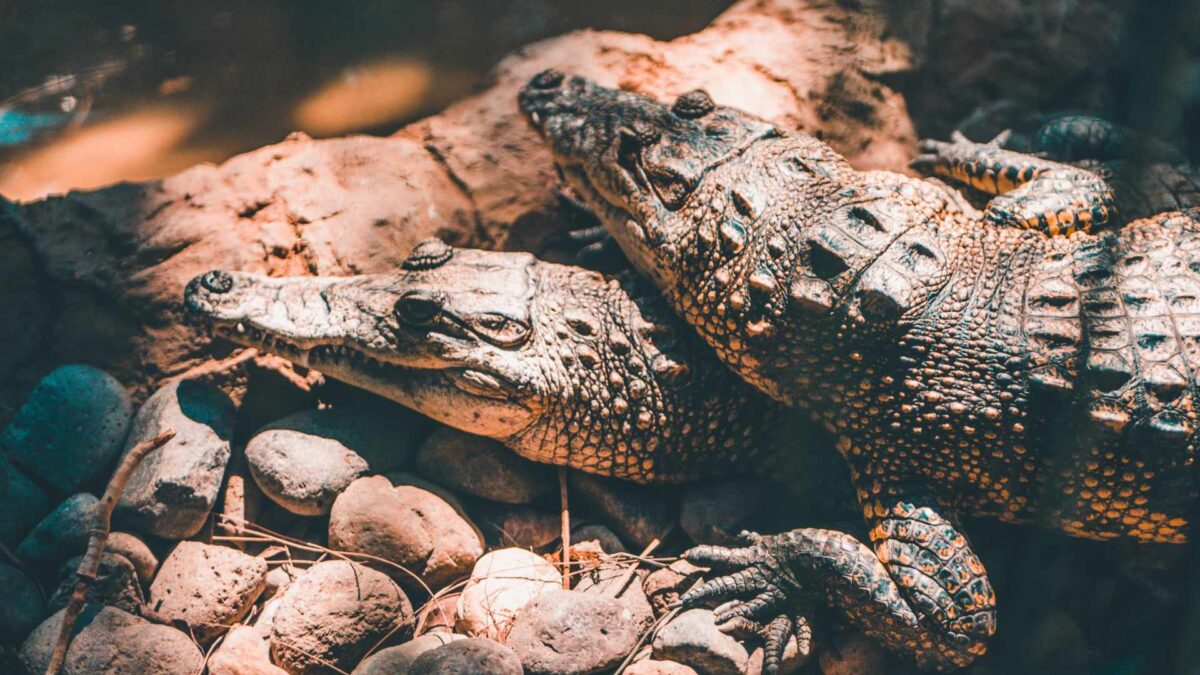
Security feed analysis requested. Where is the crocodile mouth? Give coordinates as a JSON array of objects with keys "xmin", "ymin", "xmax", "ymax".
[{"xmin": 207, "ymin": 322, "xmax": 527, "ymax": 408}]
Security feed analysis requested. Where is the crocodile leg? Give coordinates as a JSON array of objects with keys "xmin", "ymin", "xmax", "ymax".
[
  {"xmin": 682, "ymin": 502, "xmax": 995, "ymax": 672},
  {"xmin": 911, "ymin": 133, "xmax": 1116, "ymax": 234}
]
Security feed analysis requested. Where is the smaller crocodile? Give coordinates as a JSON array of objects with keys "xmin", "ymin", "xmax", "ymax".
[{"xmin": 184, "ymin": 240, "xmax": 778, "ymax": 483}]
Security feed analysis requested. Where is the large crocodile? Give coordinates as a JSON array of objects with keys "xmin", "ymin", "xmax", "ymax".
[
  {"xmin": 184, "ymin": 240, "xmax": 778, "ymax": 484},
  {"xmin": 520, "ymin": 71, "xmax": 1200, "ymax": 671}
]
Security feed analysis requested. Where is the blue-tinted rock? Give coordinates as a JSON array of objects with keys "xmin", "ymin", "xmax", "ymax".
[
  {"xmin": 0, "ymin": 562, "xmax": 44, "ymax": 644},
  {"xmin": 115, "ymin": 379, "xmax": 235, "ymax": 539},
  {"xmin": 2, "ymin": 365, "xmax": 132, "ymax": 495},
  {"xmin": 16, "ymin": 493, "xmax": 98, "ymax": 565},
  {"xmin": 0, "ymin": 457, "xmax": 49, "ymax": 548}
]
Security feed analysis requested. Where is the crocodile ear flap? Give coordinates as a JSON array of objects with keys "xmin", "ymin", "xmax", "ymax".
[{"xmin": 403, "ymin": 238, "xmax": 454, "ymax": 270}]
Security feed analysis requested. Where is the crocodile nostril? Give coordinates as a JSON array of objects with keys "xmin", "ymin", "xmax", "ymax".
[
  {"xmin": 395, "ymin": 289, "xmax": 446, "ymax": 325},
  {"xmin": 530, "ymin": 69, "xmax": 565, "ymax": 90},
  {"xmin": 200, "ymin": 270, "xmax": 234, "ymax": 294}
]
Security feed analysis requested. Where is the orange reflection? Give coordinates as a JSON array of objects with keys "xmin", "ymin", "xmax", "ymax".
[
  {"xmin": 0, "ymin": 102, "xmax": 214, "ymax": 202},
  {"xmin": 292, "ymin": 57, "xmax": 433, "ymax": 136}
]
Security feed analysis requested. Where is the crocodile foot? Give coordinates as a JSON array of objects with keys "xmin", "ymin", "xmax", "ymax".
[{"xmin": 681, "ymin": 531, "xmax": 817, "ymax": 675}]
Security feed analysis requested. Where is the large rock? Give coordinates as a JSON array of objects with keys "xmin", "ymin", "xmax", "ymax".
[
  {"xmin": 415, "ymin": 428, "xmax": 554, "ymax": 504},
  {"xmin": 49, "ymin": 552, "xmax": 144, "ymax": 615},
  {"xmin": 506, "ymin": 589, "xmax": 644, "ymax": 675},
  {"xmin": 270, "ymin": 560, "xmax": 414, "ymax": 675},
  {"xmin": 0, "ymin": 0, "xmax": 925, "ymax": 428},
  {"xmin": 16, "ymin": 492, "xmax": 98, "ymax": 565},
  {"xmin": 0, "ymin": 562, "xmax": 44, "ymax": 644},
  {"xmin": 408, "ymin": 637, "xmax": 523, "ymax": 675},
  {"xmin": 0, "ymin": 456, "xmax": 49, "ymax": 548},
  {"xmin": 570, "ymin": 472, "xmax": 677, "ymax": 549},
  {"xmin": 246, "ymin": 402, "xmax": 420, "ymax": 515},
  {"xmin": 115, "ymin": 379, "xmax": 236, "ymax": 539},
  {"xmin": 353, "ymin": 633, "xmax": 465, "ymax": 675},
  {"xmin": 644, "ymin": 560, "xmax": 705, "ymax": 617},
  {"xmin": 818, "ymin": 630, "xmax": 888, "ymax": 675},
  {"xmin": 328, "ymin": 475, "xmax": 484, "ymax": 590},
  {"xmin": 20, "ymin": 604, "xmax": 205, "ymax": 675},
  {"xmin": 147, "ymin": 541, "xmax": 268, "ymax": 643},
  {"xmin": 651, "ymin": 609, "xmax": 749, "ymax": 675},
  {"xmin": 575, "ymin": 563, "xmax": 654, "ymax": 630},
  {"xmin": 625, "ymin": 661, "xmax": 699, "ymax": 675},
  {"xmin": 456, "ymin": 548, "xmax": 561, "ymax": 639},
  {"xmin": 1, "ymin": 365, "xmax": 132, "ymax": 495}
]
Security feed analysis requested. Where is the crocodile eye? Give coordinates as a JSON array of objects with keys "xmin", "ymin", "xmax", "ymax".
[
  {"xmin": 643, "ymin": 163, "xmax": 695, "ymax": 210},
  {"xmin": 469, "ymin": 313, "xmax": 530, "ymax": 348},
  {"xmin": 672, "ymin": 89, "xmax": 715, "ymax": 119},
  {"xmin": 394, "ymin": 289, "xmax": 445, "ymax": 325}
]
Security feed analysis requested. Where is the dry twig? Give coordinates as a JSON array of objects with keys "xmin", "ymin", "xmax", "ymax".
[
  {"xmin": 558, "ymin": 467, "xmax": 570, "ymax": 589},
  {"xmin": 45, "ymin": 429, "xmax": 176, "ymax": 675}
]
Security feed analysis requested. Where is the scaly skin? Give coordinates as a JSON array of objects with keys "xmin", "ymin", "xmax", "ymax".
[
  {"xmin": 520, "ymin": 71, "xmax": 1200, "ymax": 671},
  {"xmin": 184, "ymin": 241, "xmax": 778, "ymax": 483}
]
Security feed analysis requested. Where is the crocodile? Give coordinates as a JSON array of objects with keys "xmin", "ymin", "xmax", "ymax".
[
  {"xmin": 183, "ymin": 240, "xmax": 778, "ymax": 484},
  {"xmin": 520, "ymin": 71, "xmax": 1200, "ymax": 671}
]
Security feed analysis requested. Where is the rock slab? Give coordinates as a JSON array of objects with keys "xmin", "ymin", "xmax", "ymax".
[{"xmin": 115, "ymin": 379, "xmax": 236, "ymax": 538}]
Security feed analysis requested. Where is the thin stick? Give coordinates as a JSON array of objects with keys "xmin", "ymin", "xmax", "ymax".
[
  {"xmin": 559, "ymin": 467, "xmax": 570, "ymax": 589},
  {"xmin": 609, "ymin": 522, "xmax": 673, "ymax": 600},
  {"xmin": 45, "ymin": 429, "xmax": 176, "ymax": 675}
]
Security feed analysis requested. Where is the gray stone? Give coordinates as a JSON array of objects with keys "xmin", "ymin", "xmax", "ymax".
[
  {"xmin": 651, "ymin": 608, "xmax": 748, "ymax": 675},
  {"xmin": 247, "ymin": 401, "xmax": 419, "ymax": 515},
  {"xmin": 20, "ymin": 605, "xmax": 205, "ymax": 675},
  {"xmin": 50, "ymin": 552, "xmax": 143, "ymax": 615},
  {"xmin": 415, "ymin": 428, "xmax": 554, "ymax": 504},
  {"xmin": 104, "ymin": 531, "xmax": 158, "ymax": 587},
  {"xmin": 570, "ymin": 472, "xmax": 677, "ymax": 549},
  {"xmin": 455, "ymin": 548, "xmax": 561, "ymax": 639},
  {"xmin": 328, "ymin": 475, "xmax": 484, "ymax": 590},
  {"xmin": 408, "ymin": 637, "xmax": 522, "ymax": 675},
  {"xmin": 506, "ymin": 589, "xmax": 643, "ymax": 675},
  {"xmin": 115, "ymin": 379, "xmax": 235, "ymax": 538},
  {"xmin": 572, "ymin": 523, "xmax": 627, "ymax": 554},
  {"xmin": 2, "ymin": 364, "xmax": 132, "ymax": 495},
  {"xmin": 625, "ymin": 661, "xmax": 699, "ymax": 675},
  {"xmin": 643, "ymin": 560, "xmax": 704, "ymax": 617},
  {"xmin": 270, "ymin": 560, "xmax": 414, "ymax": 675},
  {"xmin": 0, "ymin": 456, "xmax": 49, "ymax": 548},
  {"xmin": 353, "ymin": 633, "xmax": 466, "ymax": 674},
  {"xmin": 147, "ymin": 541, "xmax": 268, "ymax": 643},
  {"xmin": 474, "ymin": 503, "xmax": 561, "ymax": 549},
  {"xmin": 679, "ymin": 480, "xmax": 766, "ymax": 546},
  {"xmin": 208, "ymin": 624, "xmax": 288, "ymax": 675},
  {"xmin": 16, "ymin": 492, "xmax": 98, "ymax": 565},
  {"xmin": 0, "ymin": 561, "xmax": 44, "ymax": 644},
  {"xmin": 575, "ymin": 563, "xmax": 654, "ymax": 631}
]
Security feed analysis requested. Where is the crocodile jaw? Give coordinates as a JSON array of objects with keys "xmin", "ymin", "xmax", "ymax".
[{"xmin": 183, "ymin": 270, "xmax": 541, "ymax": 440}]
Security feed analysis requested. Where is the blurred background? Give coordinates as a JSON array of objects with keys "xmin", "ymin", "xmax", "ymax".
[
  {"xmin": 0, "ymin": 0, "xmax": 732, "ymax": 200},
  {"xmin": 2, "ymin": 0, "xmax": 1198, "ymax": 202}
]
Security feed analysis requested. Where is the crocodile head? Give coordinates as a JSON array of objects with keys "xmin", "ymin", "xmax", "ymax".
[
  {"xmin": 185, "ymin": 239, "xmax": 773, "ymax": 481},
  {"xmin": 185, "ymin": 241, "xmax": 546, "ymax": 440},
  {"xmin": 520, "ymin": 71, "xmax": 844, "ymax": 288}
]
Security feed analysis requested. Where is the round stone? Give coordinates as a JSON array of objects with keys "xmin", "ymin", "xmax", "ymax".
[
  {"xmin": 415, "ymin": 427, "xmax": 555, "ymax": 504},
  {"xmin": 408, "ymin": 637, "xmax": 522, "ymax": 675},
  {"xmin": 20, "ymin": 605, "xmax": 204, "ymax": 675},
  {"xmin": 506, "ymin": 589, "xmax": 644, "ymax": 674}
]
